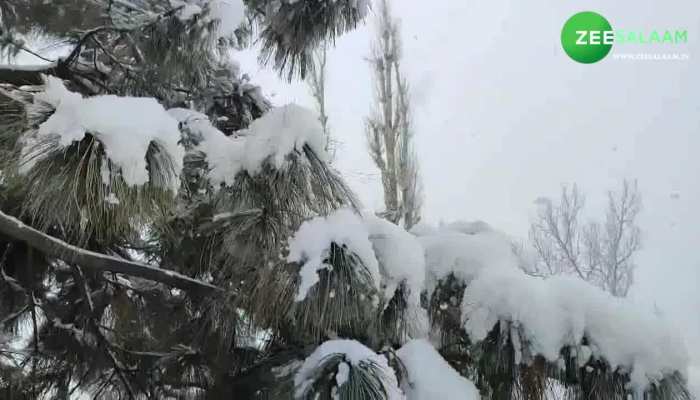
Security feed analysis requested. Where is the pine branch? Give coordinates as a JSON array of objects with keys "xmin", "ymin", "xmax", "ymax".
[
  {"xmin": 71, "ymin": 265, "xmax": 136, "ymax": 399},
  {"xmin": 0, "ymin": 210, "xmax": 222, "ymax": 294}
]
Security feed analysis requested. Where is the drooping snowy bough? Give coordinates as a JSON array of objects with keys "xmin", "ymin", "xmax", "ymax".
[
  {"xmin": 294, "ymin": 339, "xmax": 405, "ymax": 400},
  {"xmin": 287, "ymin": 218, "xmax": 690, "ymax": 399},
  {"xmin": 421, "ymin": 222, "xmax": 689, "ymax": 399},
  {"xmin": 0, "ymin": 76, "xmax": 185, "ymax": 245},
  {"xmin": 171, "ymin": 103, "xmax": 328, "ymax": 188}
]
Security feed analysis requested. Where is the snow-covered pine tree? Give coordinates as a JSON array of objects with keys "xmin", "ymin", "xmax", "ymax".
[{"xmin": 0, "ymin": 1, "xmax": 692, "ymax": 400}]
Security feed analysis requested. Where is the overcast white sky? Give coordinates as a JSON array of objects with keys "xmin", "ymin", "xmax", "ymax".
[{"xmin": 237, "ymin": 0, "xmax": 700, "ymax": 387}]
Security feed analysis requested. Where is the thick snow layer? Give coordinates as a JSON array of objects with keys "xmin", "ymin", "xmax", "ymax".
[
  {"xmin": 26, "ymin": 77, "xmax": 183, "ymax": 189},
  {"xmin": 364, "ymin": 214, "xmax": 425, "ymax": 307},
  {"xmin": 294, "ymin": 339, "xmax": 404, "ymax": 400},
  {"xmin": 168, "ymin": 107, "xmax": 244, "ymax": 187},
  {"xmin": 397, "ymin": 339, "xmax": 480, "ymax": 400},
  {"xmin": 286, "ymin": 218, "xmax": 689, "ymax": 391},
  {"xmin": 238, "ymin": 103, "xmax": 327, "ymax": 173},
  {"xmin": 287, "ymin": 211, "xmax": 426, "ymax": 305},
  {"xmin": 287, "ymin": 209, "xmax": 380, "ymax": 301},
  {"xmin": 418, "ymin": 225, "xmax": 515, "ymax": 295},
  {"xmin": 418, "ymin": 223, "xmax": 688, "ymax": 392},
  {"xmin": 167, "ymin": 107, "xmax": 209, "ymax": 125},
  {"xmin": 196, "ymin": 127, "xmax": 244, "ymax": 187},
  {"xmin": 462, "ymin": 270, "xmax": 688, "ymax": 390},
  {"xmin": 172, "ymin": 104, "xmax": 326, "ymax": 187}
]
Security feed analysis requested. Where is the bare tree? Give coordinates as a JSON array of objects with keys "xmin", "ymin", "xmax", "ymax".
[
  {"xmin": 365, "ymin": 0, "xmax": 422, "ymax": 229},
  {"xmin": 591, "ymin": 180, "xmax": 642, "ymax": 296},
  {"xmin": 525, "ymin": 180, "xmax": 641, "ymax": 297},
  {"xmin": 306, "ymin": 43, "xmax": 333, "ymax": 158}
]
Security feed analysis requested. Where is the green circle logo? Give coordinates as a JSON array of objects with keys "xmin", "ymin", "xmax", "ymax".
[{"xmin": 561, "ymin": 11, "xmax": 613, "ymax": 63}]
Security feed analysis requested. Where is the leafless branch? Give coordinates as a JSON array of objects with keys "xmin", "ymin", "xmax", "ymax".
[{"xmin": 523, "ymin": 180, "xmax": 641, "ymax": 297}]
